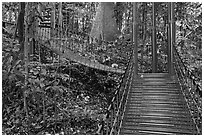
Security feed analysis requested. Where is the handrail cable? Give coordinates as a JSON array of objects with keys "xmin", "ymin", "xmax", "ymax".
[
  {"xmin": 173, "ymin": 45, "xmax": 202, "ymax": 134},
  {"xmin": 97, "ymin": 47, "xmax": 133, "ymax": 134}
]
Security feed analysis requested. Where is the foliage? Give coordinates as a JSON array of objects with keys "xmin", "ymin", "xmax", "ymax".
[
  {"xmin": 114, "ymin": 2, "xmax": 126, "ymax": 31},
  {"xmin": 2, "ymin": 2, "xmax": 202, "ymax": 135},
  {"xmin": 2, "ymin": 32, "xmax": 129, "ymax": 135},
  {"xmin": 175, "ymin": 2, "xmax": 202, "ymax": 80},
  {"xmin": 2, "ymin": 2, "xmax": 19, "ymax": 22}
]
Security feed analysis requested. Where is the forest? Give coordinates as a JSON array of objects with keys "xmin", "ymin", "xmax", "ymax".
[{"xmin": 2, "ymin": 2, "xmax": 202, "ymax": 135}]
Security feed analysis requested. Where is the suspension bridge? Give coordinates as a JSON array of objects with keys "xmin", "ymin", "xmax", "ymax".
[{"xmin": 3, "ymin": 2, "xmax": 201, "ymax": 135}]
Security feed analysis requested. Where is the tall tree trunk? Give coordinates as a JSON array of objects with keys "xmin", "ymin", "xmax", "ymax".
[
  {"xmin": 15, "ymin": 2, "xmax": 25, "ymax": 52},
  {"xmin": 90, "ymin": 2, "xmax": 119, "ymax": 43},
  {"xmin": 23, "ymin": 2, "xmax": 29, "ymax": 121},
  {"xmin": 58, "ymin": 2, "xmax": 63, "ymax": 37},
  {"xmin": 76, "ymin": 17, "xmax": 79, "ymax": 34},
  {"xmin": 29, "ymin": 3, "xmax": 38, "ymax": 58}
]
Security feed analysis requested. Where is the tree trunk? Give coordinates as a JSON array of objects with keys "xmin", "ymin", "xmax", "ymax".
[
  {"xmin": 15, "ymin": 2, "xmax": 25, "ymax": 52},
  {"xmin": 90, "ymin": 2, "xmax": 119, "ymax": 43},
  {"xmin": 23, "ymin": 2, "xmax": 29, "ymax": 121}
]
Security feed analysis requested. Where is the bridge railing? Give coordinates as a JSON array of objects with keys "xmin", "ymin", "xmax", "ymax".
[
  {"xmin": 173, "ymin": 45, "xmax": 202, "ymax": 134},
  {"xmin": 97, "ymin": 47, "xmax": 134, "ymax": 135}
]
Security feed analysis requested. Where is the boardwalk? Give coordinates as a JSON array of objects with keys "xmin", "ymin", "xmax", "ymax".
[{"xmin": 119, "ymin": 73, "xmax": 197, "ymax": 135}]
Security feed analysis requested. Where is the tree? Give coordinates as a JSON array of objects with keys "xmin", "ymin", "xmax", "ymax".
[
  {"xmin": 15, "ymin": 2, "xmax": 25, "ymax": 51},
  {"xmin": 114, "ymin": 2, "xmax": 125, "ymax": 31},
  {"xmin": 90, "ymin": 2, "xmax": 119, "ymax": 43}
]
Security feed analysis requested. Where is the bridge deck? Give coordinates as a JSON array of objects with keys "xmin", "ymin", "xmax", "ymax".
[
  {"xmin": 119, "ymin": 73, "xmax": 197, "ymax": 135},
  {"xmin": 37, "ymin": 28, "xmax": 125, "ymax": 74}
]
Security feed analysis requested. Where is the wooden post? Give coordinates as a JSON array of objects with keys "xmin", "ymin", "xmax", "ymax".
[
  {"xmin": 133, "ymin": 2, "xmax": 138, "ymax": 76},
  {"xmin": 142, "ymin": 3, "xmax": 147, "ymax": 63},
  {"xmin": 172, "ymin": 2, "xmax": 176, "ymax": 63},
  {"xmin": 167, "ymin": 2, "xmax": 174, "ymax": 75},
  {"xmin": 152, "ymin": 2, "xmax": 157, "ymax": 73}
]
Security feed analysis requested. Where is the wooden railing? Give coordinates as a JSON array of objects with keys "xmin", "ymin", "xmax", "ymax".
[
  {"xmin": 173, "ymin": 45, "xmax": 202, "ymax": 134},
  {"xmin": 97, "ymin": 48, "xmax": 134, "ymax": 135}
]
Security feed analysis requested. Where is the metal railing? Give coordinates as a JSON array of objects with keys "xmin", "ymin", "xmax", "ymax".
[
  {"xmin": 173, "ymin": 45, "xmax": 202, "ymax": 134},
  {"xmin": 97, "ymin": 47, "xmax": 134, "ymax": 135}
]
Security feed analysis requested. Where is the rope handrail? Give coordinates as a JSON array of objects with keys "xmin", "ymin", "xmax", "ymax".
[
  {"xmin": 36, "ymin": 26, "xmax": 127, "ymax": 73},
  {"xmin": 174, "ymin": 45, "xmax": 202, "ymax": 96},
  {"xmin": 173, "ymin": 45, "xmax": 202, "ymax": 134},
  {"xmin": 96, "ymin": 47, "xmax": 133, "ymax": 135}
]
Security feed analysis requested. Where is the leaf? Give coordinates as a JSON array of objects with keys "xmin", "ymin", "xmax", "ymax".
[
  {"xmin": 14, "ymin": 119, "xmax": 20, "ymax": 124},
  {"xmin": 35, "ymin": 78, "xmax": 40, "ymax": 84},
  {"xmin": 52, "ymin": 86, "xmax": 64, "ymax": 94},
  {"xmin": 40, "ymin": 82, "xmax": 45, "ymax": 88},
  {"xmin": 36, "ymin": 87, "xmax": 44, "ymax": 92},
  {"xmin": 28, "ymin": 78, "xmax": 34, "ymax": 83},
  {"xmin": 35, "ymin": 125, "xmax": 42, "ymax": 129},
  {"xmin": 53, "ymin": 79, "xmax": 60, "ymax": 86},
  {"xmin": 41, "ymin": 68, "xmax": 47, "ymax": 75},
  {"xmin": 16, "ymin": 81, "xmax": 22, "ymax": 86},
  {"xmin": 45, "ymin": 86, "xmax": 51, "ymax": 91}
]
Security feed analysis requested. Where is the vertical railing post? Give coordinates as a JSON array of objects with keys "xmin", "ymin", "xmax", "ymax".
[
  {"xmin": 168, "ymin": 2, "xmax": 174, "ymax": 75},
  {"xmin": 172, "ymin": 2, "xmax": 176, "ymax": 75},
  {"xmin": 152, "ymin": 2, "xmax": 157, "ymax": 72},
  {"xmin": 133, "ymin": 2, "xmax": 138, "ymax": 76}
]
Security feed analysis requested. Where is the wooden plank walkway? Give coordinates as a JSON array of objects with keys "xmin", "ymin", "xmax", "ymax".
[{"xmin": 119, "ymin": 73, "xmax": 198, "ymax": 135}]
